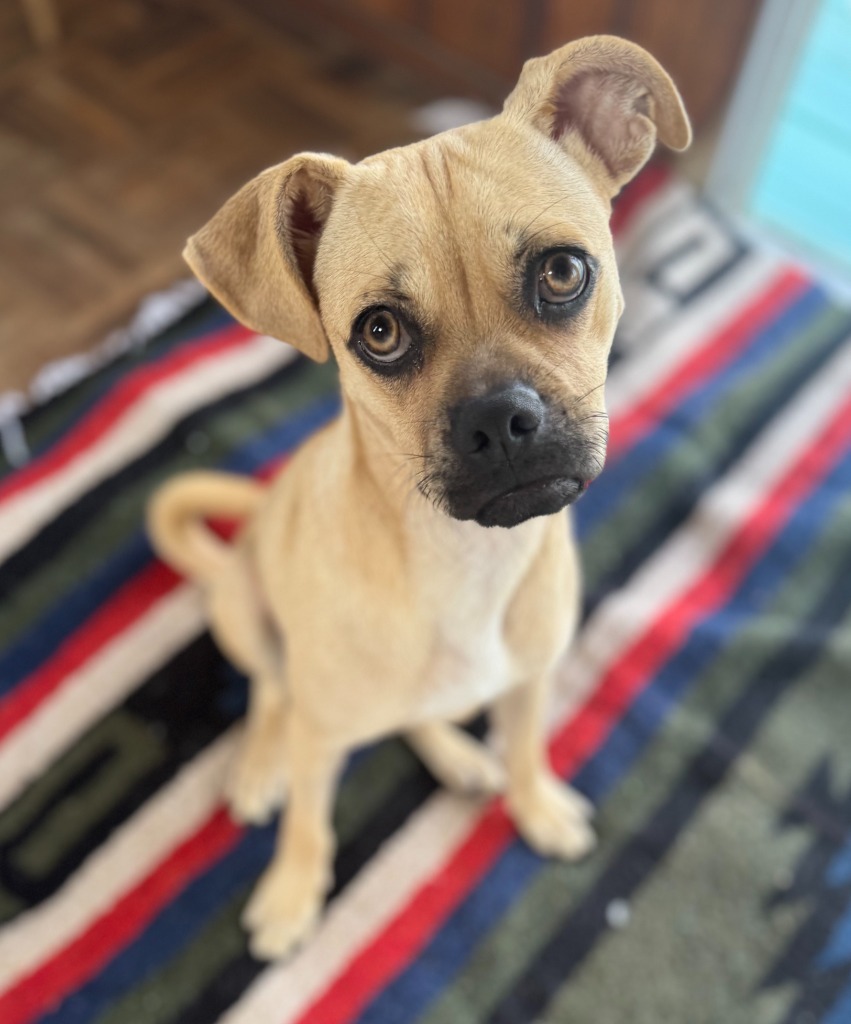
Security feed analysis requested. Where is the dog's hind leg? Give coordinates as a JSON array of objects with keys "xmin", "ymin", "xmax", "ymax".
[
  {"xmin": 406, "ymin": 721, "xmax": 506, "ymax": 796},
  {"xmin": 225, "ymin": 671, "xmax": 288, "ymax": 825},
  {"xmin": 209, "ymin": 554, "xmax": 288, "ymax": 825}
]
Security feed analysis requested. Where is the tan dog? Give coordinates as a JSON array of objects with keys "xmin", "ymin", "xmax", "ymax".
[{"xmin": 148, "ymin": 35, "xmax": 690, "ymax": 960}]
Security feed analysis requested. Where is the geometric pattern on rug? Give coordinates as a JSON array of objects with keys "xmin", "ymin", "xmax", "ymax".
[{"xmin": 1, "ymin": 167, "xmax": 851, "ymax": 1024}]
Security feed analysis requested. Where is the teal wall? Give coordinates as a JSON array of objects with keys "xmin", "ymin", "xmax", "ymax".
[{"xmin": 750, "ymin": 0, "xmax": 851, "ymax": 275}]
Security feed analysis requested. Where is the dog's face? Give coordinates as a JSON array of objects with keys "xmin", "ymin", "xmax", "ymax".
[
  {"xmin": 185, "ymin": 36, "xmax": 689, "ymax": 527},
  {"xmin": 317, "ymin": 124, "xmax": 619, "ymax": 526}
]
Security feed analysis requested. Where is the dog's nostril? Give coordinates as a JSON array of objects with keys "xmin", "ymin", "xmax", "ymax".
[{"xmin": 472, "ymin": 429, "xmax": 490, "ymax": 452}]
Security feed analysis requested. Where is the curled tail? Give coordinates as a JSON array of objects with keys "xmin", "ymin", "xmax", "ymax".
[{"xmin": 147, "ymin": 471, "xmax": 264, "ymax": 584}]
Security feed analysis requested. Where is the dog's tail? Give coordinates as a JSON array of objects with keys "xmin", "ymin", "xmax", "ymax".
[{"xmin": 147, "ymin": 472, "xmax": 265, "ymax": 584}]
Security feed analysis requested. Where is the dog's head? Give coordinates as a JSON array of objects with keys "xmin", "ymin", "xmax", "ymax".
[{"xmin": 185, "ymin": 36, "xmax": 689, "ymax": 527}]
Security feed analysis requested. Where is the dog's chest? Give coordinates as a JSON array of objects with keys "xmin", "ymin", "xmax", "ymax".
[{"xmin": 409, "ymin": 521, "xmax": 540, "ymax": 722}]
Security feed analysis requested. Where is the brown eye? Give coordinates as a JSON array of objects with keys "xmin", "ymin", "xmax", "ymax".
[
  {"xmin": 357, "ymin": 308, "xmax": 411, "ymax": 363},
  {"xmin": 537, "ymin": 251, "xmax": 588, "ymax": 305}
]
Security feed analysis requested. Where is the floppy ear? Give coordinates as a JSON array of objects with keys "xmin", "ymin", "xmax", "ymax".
[
  {"xmin": 183, "ymin": 154, "xmax": 350, "ymax": 362},
  {"xmin": 503, "ymin": 35, "xmax": 691, "ymax": 194}
]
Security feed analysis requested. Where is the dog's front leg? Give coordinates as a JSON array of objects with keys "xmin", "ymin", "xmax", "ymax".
[
  {"xmin": 242, "ymin": 715, "xmax": 343, "ymax": 961},
  {"xmin": 494, "ymin": 675, "xmax": 596, "ymax": 860}
]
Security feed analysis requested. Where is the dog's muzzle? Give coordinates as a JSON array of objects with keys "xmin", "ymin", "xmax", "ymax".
[{"xmin": 441, "ymin": 382, "xmax": 601, "ymax": 528}]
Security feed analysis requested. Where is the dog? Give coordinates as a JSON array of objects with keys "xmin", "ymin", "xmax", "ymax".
[{"xmin": 148, "ymin": 35, "xmax": 690, "ymax": 961}]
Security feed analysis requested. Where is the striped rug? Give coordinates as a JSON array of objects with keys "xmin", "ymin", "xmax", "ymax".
[{"xmin": 2, "ymin": 168, "xmax": 851, "ymax": 1024}]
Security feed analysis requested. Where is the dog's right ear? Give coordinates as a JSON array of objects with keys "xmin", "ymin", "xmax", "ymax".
[
  {"xmin": 183, "ymin": 154, "xmax": 350, "ymax": 363},
  {"xmin": 503, "ymin": 36, "xmax": 690, "ymax": 195}
]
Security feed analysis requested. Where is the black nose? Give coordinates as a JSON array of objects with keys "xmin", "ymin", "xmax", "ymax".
[{"xmin": 451, "ymin": 384, "xmax": 545, "ymax": 461}]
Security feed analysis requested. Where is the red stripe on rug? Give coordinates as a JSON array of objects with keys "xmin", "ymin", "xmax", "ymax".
[
  {"xmin": 292, "ymin": 392, "xmax": 851, "ymax": 1024},
  {"xmin": 0, "ymin": 807, "xmax": 241, "ymax": 1024},
  {"xmin": 0, "ymin": 324, "xmax": 254, "ymax": 505},
  {"xmin": 0, "ymin": 560, "xmax": 179, "ymax": 742},
  {"xmin": 608, "ymin": 267, "xmax": 811, "ymax": 461}
]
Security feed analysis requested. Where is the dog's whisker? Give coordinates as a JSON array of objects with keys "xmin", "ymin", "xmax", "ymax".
[
  {"xmin": 515, "ymin": 193, "xmax": 574, "ymax": 239},
  {"xmin": 570, "ymin": 382, "xmax": 607, "ymax": 410}
]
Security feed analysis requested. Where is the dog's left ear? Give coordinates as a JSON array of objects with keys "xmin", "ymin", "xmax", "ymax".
[
  {"xmin": 184, "ymin": 154, "xmax": 350, "ymax": 362},
  {"xmin": 503, "ymin": 35, "xmax": 691, "ymax": 194}
]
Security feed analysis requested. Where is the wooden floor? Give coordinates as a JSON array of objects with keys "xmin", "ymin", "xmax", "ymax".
[{"xmin": 0, "ymin": 0, "xmax": 438, "ymax": 392}]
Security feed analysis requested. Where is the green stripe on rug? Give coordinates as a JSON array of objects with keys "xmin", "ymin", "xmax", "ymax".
[
  {"xmin": 0, "ymin": 710, "xmax": 174, "ymax": 922},
  {"xmin": 414, "ymin": 493, "xmax": 851, "ymax": 1024}
]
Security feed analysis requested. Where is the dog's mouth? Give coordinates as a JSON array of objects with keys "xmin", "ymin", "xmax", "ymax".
[
  {"xmin": 430, "ymin": 415, "xmax": 605, "ymax": 528},
  {"xmin": 472, "ymin": 475, "xmax": 588, "ymax": 528}
]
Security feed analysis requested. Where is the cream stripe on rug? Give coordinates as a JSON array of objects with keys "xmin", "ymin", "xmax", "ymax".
[{"xmin": 218, "ymin": 794, "xmax": 483, "ymax": 1024}]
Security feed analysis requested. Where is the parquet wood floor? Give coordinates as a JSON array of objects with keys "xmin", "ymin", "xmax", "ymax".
[{"xmin": 0, "ymin": 0, "xmax": 438, "ymax": 392}]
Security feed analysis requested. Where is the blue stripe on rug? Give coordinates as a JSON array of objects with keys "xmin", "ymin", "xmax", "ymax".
[
  {"xmin": 828, "ymin": 838, "xmax": 851, "ymax": 888},
  {"xmin": 818, "ymin": 905, "xmax": 851, "ymax": 973},
  {"xmin": 825, "ymin": 983, "xmax": 851, "ymax": 1024}
]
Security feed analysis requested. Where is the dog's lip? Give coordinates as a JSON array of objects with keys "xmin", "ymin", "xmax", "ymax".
[{"xmin": 477, "ymin": 475, "xmax": 586, "ymax": 516}]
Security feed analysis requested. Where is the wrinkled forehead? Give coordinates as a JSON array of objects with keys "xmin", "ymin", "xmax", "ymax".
[{"xmin": 314, "ymin": 122, "xmax": 614, "ymax": 337}]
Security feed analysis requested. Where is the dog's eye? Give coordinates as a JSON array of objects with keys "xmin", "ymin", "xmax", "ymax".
[
  {"xmin": 537, "ymin": 252, "xmax": 588, "ymax": 305},
  {"xmin": 357, "ymin": 308, "xmax": 411, "ymax": 363}
]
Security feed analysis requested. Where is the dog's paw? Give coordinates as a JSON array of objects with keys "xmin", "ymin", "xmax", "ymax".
[
  {"xmin": 242, "ymin": 864, "xmax": 324, "ymax": 961},
  {"xmin": 225, "ymin": 723, "xmax": 287, "ymax": 826},
  {"xmin": 509, "ymin": 776, "xmax": 596, "ymax": 861}
]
